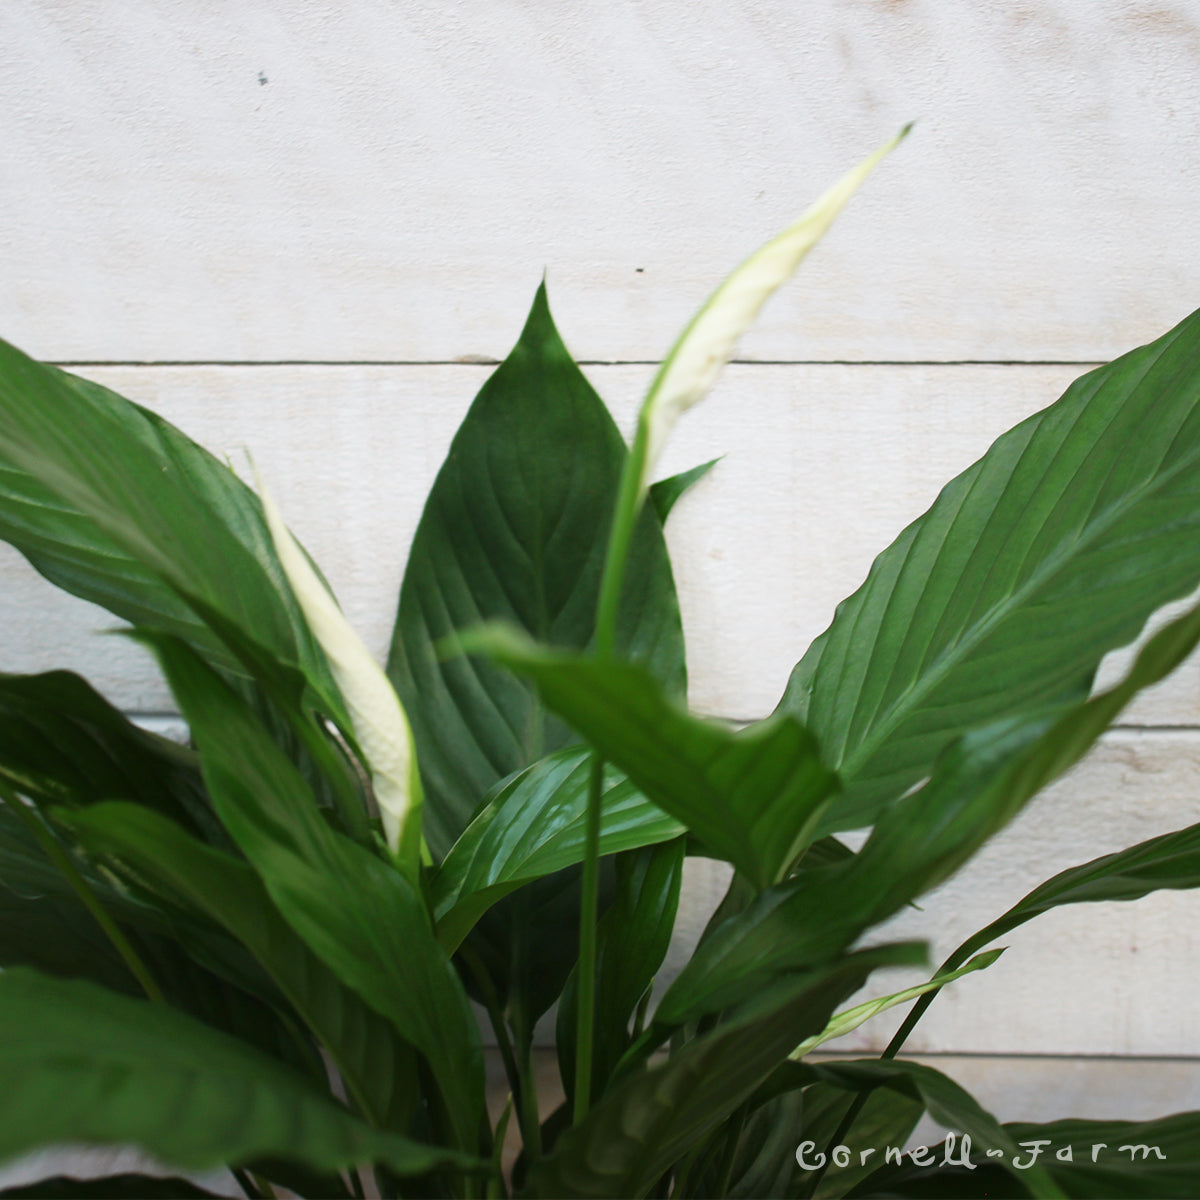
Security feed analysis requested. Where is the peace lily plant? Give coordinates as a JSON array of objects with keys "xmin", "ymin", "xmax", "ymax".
[{"xmin": 1, "ymin": 128, "xmax": 1200, "ymax": 1199}]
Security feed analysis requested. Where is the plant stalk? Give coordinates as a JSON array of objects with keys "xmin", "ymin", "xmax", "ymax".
[
  {"xmin": 0, "ymin": 782, "xmax": 165, "ymax": 1005},
  {"xmin": 573, "ymin": 755, "xmax": 604, "ymax": 1122},
  {"xmin": 574, "ymin": 430, "xmax": 650, "ymax": 1124}
]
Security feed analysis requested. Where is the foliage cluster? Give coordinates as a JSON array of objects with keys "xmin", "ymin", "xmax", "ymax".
[{"xmin": 2, "ymin": 135, "xmax": 1200, "ymax": 1198}]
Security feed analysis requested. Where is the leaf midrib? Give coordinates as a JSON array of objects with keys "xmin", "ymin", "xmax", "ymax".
[{"xmin": 841, "ymin": 358, "xmax": 1197, "ymax": 783}]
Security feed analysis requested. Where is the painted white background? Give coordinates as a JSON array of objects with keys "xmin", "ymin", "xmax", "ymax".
[{"xmin": 3, "ymin": 0, "xmax": 1200, "ymax": 1130}]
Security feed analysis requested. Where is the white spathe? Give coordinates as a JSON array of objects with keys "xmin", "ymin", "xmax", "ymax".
[
  {"xmin": 257, "ymin": 471, "xmax": 422, "ymax": 863},
  {"xmin": 635, "ymin": 125, "xmax": 911, "ymax": 494}
]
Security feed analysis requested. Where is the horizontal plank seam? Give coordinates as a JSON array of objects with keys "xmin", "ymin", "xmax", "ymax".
[
  {"xmin": 47, "ymin": 359, "xmax": 1107, "ymax": 369},
  {"xmin": 806, "ymin": 1049, "xmax": 1200, "ymax": 1063}
]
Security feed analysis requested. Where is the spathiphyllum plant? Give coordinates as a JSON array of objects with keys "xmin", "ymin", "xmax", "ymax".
[{"xmin": 4, "ymin": 128, "xmax": 1200, "ymax": 1200}]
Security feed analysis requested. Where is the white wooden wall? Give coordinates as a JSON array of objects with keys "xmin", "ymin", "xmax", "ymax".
[{"xmin": 4, "ymin": 0, "xmax": 1200, "ymax": 1098}]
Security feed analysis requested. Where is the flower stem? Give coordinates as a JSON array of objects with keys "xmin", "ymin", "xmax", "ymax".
[{"xmin": 574, "ymin": 432, "xmax": 650, "ymax": 1126}]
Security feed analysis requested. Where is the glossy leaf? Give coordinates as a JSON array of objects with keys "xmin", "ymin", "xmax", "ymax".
[
  {"xmin": 780, "ymin": 305, "xmax": 1200, "ymax": 832},
  {"xmin": 144, "ymin": 633, "xmax": 485, "ymax": 1151},
  {"xmin": 0, "ymin": 349, "xmax": 332, "ymax": 694},
  {"xmin": 857, "ymin": 1108, "xmax": 1200, "ymax": 1198},
  {"xmin": 846, "ymin": 579, "xmax": 1200, "ymax": 921},
  {"xmin": 806, "ymin": 1058, "xmax": 1064, "ymax": 1198},
  {"xmin": 526, "ymin": 943, "xmax": 924, "ymax": 1199},
  {"xmin": 65, "ymin": 801, "xmax": 419, "ymax": 1133},
  {"xmin": 0, "ymin": 670, "xmax": 214, "ymax": 840},
  {"xmin": 667, "ymin": 604, "xmax": 1199, "ymax": 1030},
  {"xmin": 0, "ymin": 969, "xmax": 479, "ymax": 1183},
  {"xmin": 385, "ymin": 283, "xmax": 686, "ymax": 858},
  {"xmin": 455, "ymin": 627, "xmax": 838, "ymax": 889},
  {"xmin": 557, "ymin": 838, "xmax": 685, "ymax": 1103},
  {"xmin": 432, "ymin": 744, "xmax": 683, "ymax": 951}
]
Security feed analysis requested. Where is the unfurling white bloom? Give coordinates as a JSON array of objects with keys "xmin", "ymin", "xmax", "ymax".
[
  {"xmin": 256, "ymin": 471, "xmax": 422, "ymax": 865},
  {"xmin": 636, "ymin": 124, "xmax": 912, "ymax": 494}
]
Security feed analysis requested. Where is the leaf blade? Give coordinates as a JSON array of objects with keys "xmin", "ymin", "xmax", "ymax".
[{"xmin": 783, "ymin": 306, "xmax": 1200, "ymax": 831}]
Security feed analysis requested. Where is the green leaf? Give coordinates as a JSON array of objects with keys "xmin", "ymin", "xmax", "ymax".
[
  {"xmin": 845, "ymin": 581, "xmax": 1200, "ymax": 923},
  {"xmin": 792, "ymin": 1078, "xmax": 925, "ymax": 1199},
  {"xmin": 806, "ymin": 1058, "xmax": 1065, "ymax": 1199},
  {"xmin": 143, "ymin": 633, "xmax": 485, "ymax": 1151},
  {"xmin": 455, "ymin": 627, "xmax": 838, "ymax": 889},
  {"xmin": 0, "ymin": 349, "xmax": 331, "ymax": 693},
  {"xmin": 557, "ymin": 838, "xmax": 685, "ymax": 1103},
  {"xmin": 0, "ymin": 1176, "xmax": 225, "ymax": 1198},
  {"xmin": 655, "ymin": 865, "xmax": 873, "ymax": 1025},
  {"xmin": 525, "ymin": 943, "xmax": 925, "ymax": 1199},
  {"xmin": 385, "ymin": 283, "xmax": 686, "ymax": 858},
  {"xmin": 792, "ymin": 948, "xmax": 1003, "ymax": 1058},
  {"xmin": 856, "ymin": 1107, "xmax": 1200, "ymax": 1198},
  {"xmin": 673, "ymin": 595, "xmax": 1192, "ymax": 1026},
  {"xmin": 0, "ymin": 670, "xmax": 215, "ymax": 839},
  {"xmin": 940, "ymin": 816, "xmax": 1200, "ymax": 1005},
  {"xmin": 432, "ymin": 744, "xmax": 683, "ymax": 951},
  {"xmin": 65, "ymin": 801, "xmax": 419, "ymax": 1134},
  {"xmin": 0, "ymin": 969, "xmax": 479, "ymax": 1184},
  {"xmin": 648, "ymin": 458, "xmax": 720, "ymax": 523},
  {"xmin": 780, "ymin": 305, "xmax": 1200, "ymax": 831}
]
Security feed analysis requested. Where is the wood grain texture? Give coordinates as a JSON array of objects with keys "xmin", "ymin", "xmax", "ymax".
[{"xmin": 2, "ymin": 1, "xmax": 1199, "ymax": 362}]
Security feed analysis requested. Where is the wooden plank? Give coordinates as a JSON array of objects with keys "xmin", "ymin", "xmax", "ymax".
[
  {"xmin": 2, "ymin": 3, "xmax": 1198, "ymax": 362},
  {"xmin": 3, "ymin": 360, "xmax": 1199, "ymax": 723}
]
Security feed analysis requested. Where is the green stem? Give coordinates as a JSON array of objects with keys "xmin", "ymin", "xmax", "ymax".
[
  {"xmin": 0, "ymin": 784, "xmax": 166, "ymax": 1005},
  {"xmin": 574, "ymin": 426, "xmax": 650, "ymax": 1127},
  {"xmin": 593, "ymin": 433, "xmax": 649, "ymax": 659},
  {"xmin": 573, "ymin": 755, "xmax": 604, "ymax": 1122}
]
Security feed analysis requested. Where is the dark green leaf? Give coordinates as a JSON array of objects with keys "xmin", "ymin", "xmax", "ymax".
[
  {"xmin": 845, "ymin": 583, "xmax": 1200, "ymax": 921},
  {"xmin": 796, "ymin": 1079, "xmax": 925, "ymax": 1199},
  {"xmin": 781, "ymin": 306, "xmax": 1200, "ymax": 831},
  {"xmin": 648, "ymin": 457, "xmax": 720, "ymax": 523},
  {"xmin": 557, "ymin": 838, "xmax": 685, "ymax": 1102},
  {"xmin": 0, "ymin": 670, "xmax": 215, "ymax": 840},
  {"xmin": 0, "ymin": 969, "xmax": 481, "ymax": 1182},
  {"xmin": 432, "ymin": 745, "xmax": 682, "ymax": 950},
  {"xmin": 945, "ymin": 817, "xmax": 1200, "ymax": 994},
  {"xmin": 144, "ymin": 633, "xmax": 485, "ymax": 1151},
  {"xmin": 385, "ymin": 283, "xmax": 686, "ymax": 858},
  {"xmin": 456, "ymin": 627, "xmax": 838, "ymax": 889},
  {"xmin": 808, "ymin": 1058, "xmax": 1063, "ymax": 1198},
  {"xmin": 856, "ymin": 1109, "xmax": 1200, "ymax": 1199},
  {"xmin": 0, "ymin": 348, "xmax": 333, "ymax": 696},
  {"xmin": 0, "ymin": 1175, "xmax": 225, "ymax": 1198},
  {"xmin": 65, "ymin": 802, "xmax": 419, "ymax": 1133},
  {"xmin": 673, "ymin": 587, "xmax": 1200, "ymax": 1025},
  {"xmin": 526, "ymin": 943, "xmax": 925, "ymax": 1199}
]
